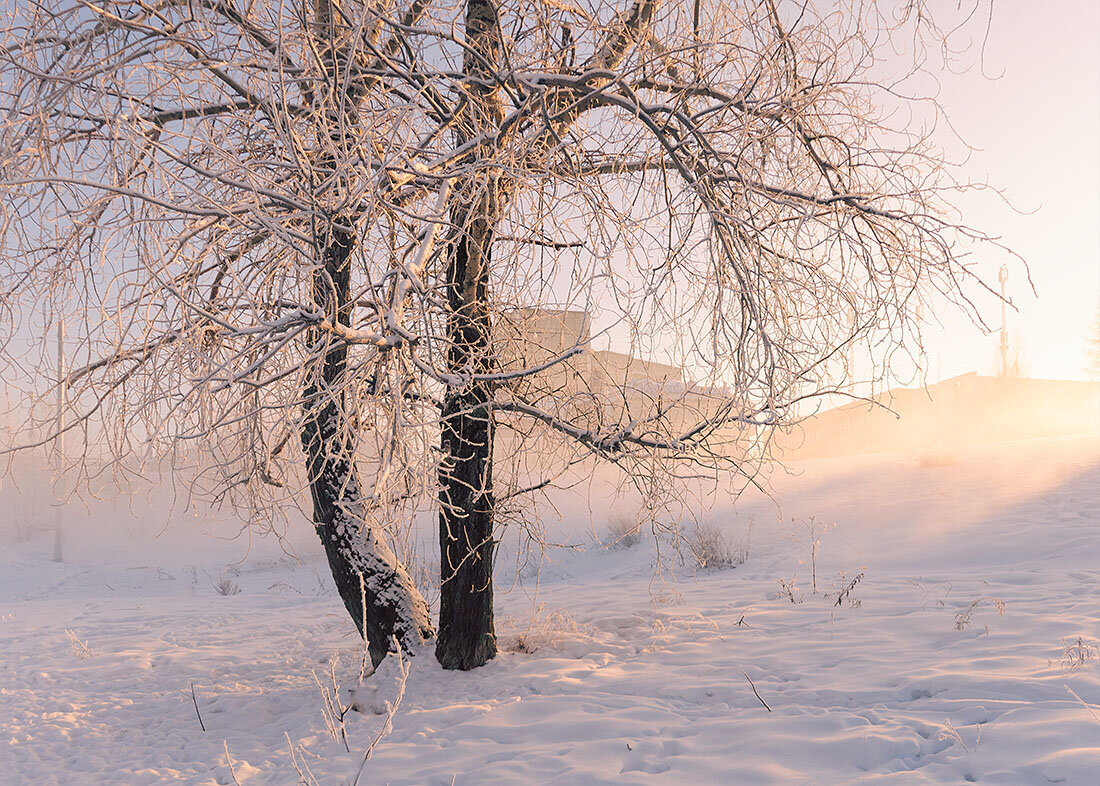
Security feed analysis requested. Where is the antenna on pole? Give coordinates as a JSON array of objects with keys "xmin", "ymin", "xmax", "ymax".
[
  {"xmin": 998, "ymin": 264, "xmax": 1009, "ymax": 377},
  {"xmin": 52, "ymin": 319, "xmax": 65, "ymax": 563},
  {"xmin": 845, "ymin": 304, "xmax": 855, "ymax": 391}
]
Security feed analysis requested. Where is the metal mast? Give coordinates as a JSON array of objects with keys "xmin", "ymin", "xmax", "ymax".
[
  {"xmin": 998, "ymin": 265, "xmax": 1009, "ymax": 376},
  {"xmin": 52, "ymin": 320, "xmax": 65, "ymax": 563}
]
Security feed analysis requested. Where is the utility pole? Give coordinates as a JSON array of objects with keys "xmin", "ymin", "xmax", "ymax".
[
  {"xmin": 998, "ymin": 264, "xmax": 1009, "ymax": 377},
  {"xmin": 845, "ymin": 305, "xmax": 856, "ymax": 391},
  {"xmin": 52, "ymin": 320, "xmax": 65, "ymax": 563}
]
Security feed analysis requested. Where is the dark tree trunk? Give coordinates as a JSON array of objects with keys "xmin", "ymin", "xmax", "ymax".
[
  {"xmin": 434, "ymin": 0, "xmax": 506, "ymax": 670},
  {"xmin": 302, "ymin": 220, "xmax": 434, "ymax": 667},
  {"xmin": 436, "ymin": 194, "xmax": 498, "ymax": 670}
]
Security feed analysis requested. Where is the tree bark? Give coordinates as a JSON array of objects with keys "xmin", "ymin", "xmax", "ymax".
[
  {"xmin": 434, "ymin": 0, "xmax": 506, "ymax": 671},
  {"xmin": 302, "ymin": 221, "xmax": 434, "ymax": 667},
  {"xmin": 436, "ymin": 191, "xmax": 499, "ymax": 670}
]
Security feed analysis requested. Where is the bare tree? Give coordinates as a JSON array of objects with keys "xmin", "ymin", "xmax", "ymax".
[{"xmin": 0, "ymin": 0, "xmax": 1004, "ymax": 669}]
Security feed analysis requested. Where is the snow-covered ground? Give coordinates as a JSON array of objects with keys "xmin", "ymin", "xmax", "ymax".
[{"xmin": 2, "ymin": 434, "xmax": 1099, "ymax": 784}]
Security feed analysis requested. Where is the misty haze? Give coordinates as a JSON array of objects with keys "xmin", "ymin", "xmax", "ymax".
[{"xmin": 1, "ymin": 1, "xmax": 1098, "ymax": 784}]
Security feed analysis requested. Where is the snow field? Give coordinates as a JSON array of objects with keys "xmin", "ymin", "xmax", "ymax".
[{"xmin": 1, "ymin": 434, "xmax": 1098, "ymax": 784}]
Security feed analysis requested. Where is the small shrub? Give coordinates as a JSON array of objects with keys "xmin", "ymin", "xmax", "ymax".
[
  {"xmin": 212, "ymin": 574, "xmax": 242, "ymax": 596},
  {"xmin": 733, "ymin": 516, "xmax": 754, "ymax": 565},
  {"xmin": 1055, "ymin": 636, "xmax": 1098, "ymax": 672},
  {"xmin": 686, "ymin": 521, "xmax": 735, "ymax": 571},
  {"xmin": 830, "ymin": 570, "xmax": 865, "ymax": 607},
  {"xmin": 792, "ymin": 516, "xmax": 835, "ymax": 595},
  {"xmin": 778, "ymin": 576, "xmax": 803, "ymax": 603},
  {"xmin": 499, "ymin": 605, "xmax": 589, "ymax": 654},
  {"xmin": 65, "ymin": 628, "xmax": 94, "ymax": 659},
  {"xmin": 954, "ymin": 596, "xmax": 1006, "ymax": 630},
  {"xmin": 603, "ymin": 514, "xmax": 643, "ymax": 550}
]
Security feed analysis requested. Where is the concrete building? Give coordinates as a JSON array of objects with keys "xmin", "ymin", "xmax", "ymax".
[
  {"xmin": 494, "ymin": 308, "xmax": 593, "ymax": 406},
  {"xmin": 588, "ymin": 350, "xmax": 681, "ymax": 395},
  {"xmin": 494, "ymin": 308, "xmax": 728, "ymax": 438}
]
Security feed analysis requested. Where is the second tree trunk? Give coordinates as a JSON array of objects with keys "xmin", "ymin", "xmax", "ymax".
[{"xmin": 436, "ymin": 194, "xmax": 498, "ymax": 670}]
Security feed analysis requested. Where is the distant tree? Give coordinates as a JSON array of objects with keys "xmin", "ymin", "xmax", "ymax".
[{"xmin": 0, "ymin": 0, "xmax": 1004, "ymax": 669}]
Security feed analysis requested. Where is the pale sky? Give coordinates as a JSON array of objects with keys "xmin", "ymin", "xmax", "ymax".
[
  {"xmin": 583, "ymin": 0, "xmax": 1100, "ymax": 389},
  {"xmin": 920, "ymin": 0, "xmax": 1100, "ymax": 382}
]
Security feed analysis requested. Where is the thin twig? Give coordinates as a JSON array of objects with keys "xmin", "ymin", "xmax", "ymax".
[
  {"xmin": 743, "ymin": 671, "xmax": 772, "ymax": 712},
  {"xmin": 286, "ymin": 732, "xmax": 321, "ymax": 786},
  {"xmin": 224, "ymin": 740, "xmax": 244, "ymax": 786},
  {"xmin": 191, "ymin": 681, "xmax": 207, "ymax": 732},
  {"xmin": 1065, "ymin": 685, "xmax": 1100, "ymax": 727},
  {"xmin": 353, "ymin": 638, "xmax": 409, "ymax": 786}
]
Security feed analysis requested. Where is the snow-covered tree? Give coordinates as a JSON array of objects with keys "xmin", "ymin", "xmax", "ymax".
[{"xmin": 0, "ymin": 0, "xmax": 1004, "ymax": 669}]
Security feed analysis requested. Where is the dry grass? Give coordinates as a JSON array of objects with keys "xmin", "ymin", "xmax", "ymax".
[
  {"xmin": 211, "ymin": 574, "xmax": 242, "ymax": 596},
  {"xmin": 685, "ymin": 520, "xmax": 737, "ymax": 571},
  {"xmin": 602, "ymin": 514, "xmax": 643, "ymax": 550},
  {"xmin": 65, "ymin": 628, "xmax": 94, "ymax": 659},
  {"xmin": 498, "ymin": 605, "xmax": 592, "ymax": 654},
  {"xmin": 1055, "ymin": 636, "xmax": 1098, "ymax": 672},
  {"xmin": 954, "ymin": 596, "xmax": 1006, "ymax": 631}
]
